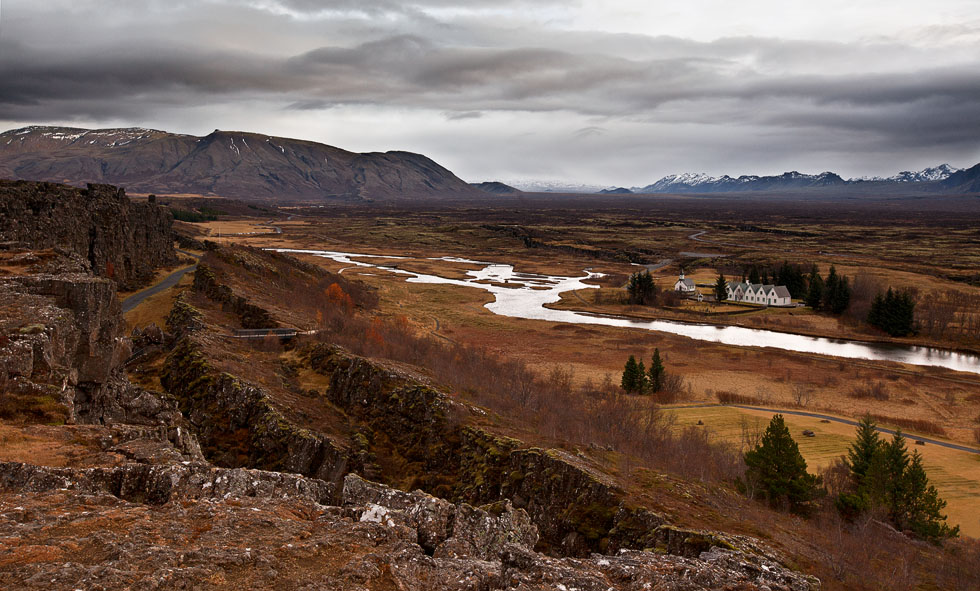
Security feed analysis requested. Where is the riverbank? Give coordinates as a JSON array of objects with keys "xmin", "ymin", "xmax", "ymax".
[{"xmin": 546, "ymin": 288, "xmax": 980, "ymax": 358}]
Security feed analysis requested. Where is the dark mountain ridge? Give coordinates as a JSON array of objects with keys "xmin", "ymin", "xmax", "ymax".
[{"xmin": 0, "ymin": 126, "xmax": 481, "ymax": 202}]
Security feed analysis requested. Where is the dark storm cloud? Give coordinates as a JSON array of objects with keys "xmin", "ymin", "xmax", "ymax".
[
  {"xmin": 4, "ymin": 24, "xmax": 980, "ymax": 143},
  {"xmin": 2, "ymin": 0, "xmax": 979, "ymax": 179}
]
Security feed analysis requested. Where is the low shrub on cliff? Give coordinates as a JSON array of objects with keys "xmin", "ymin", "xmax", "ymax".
[{"xmin": 0, "ymin": 390, "xmax": 70, "ymax": 425}]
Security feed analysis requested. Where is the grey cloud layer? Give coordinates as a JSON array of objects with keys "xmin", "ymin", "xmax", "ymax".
[{"xmin": 2, "ymin": 0, "xmax": 979, "ymax": 179}]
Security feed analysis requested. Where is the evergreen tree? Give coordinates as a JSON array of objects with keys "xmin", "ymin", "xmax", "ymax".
[
  {"xmin": 882, "ymin": 431, "xmax": 911, "ymax": 522},
  {"xmin": 805, "ymin": 270, "xmax": 824, "ymax": 310},
  {"xmin": 822, "ymin": 266, "xmax": 840, "ymax": 311},
  {"xmin": 846, "ymin": 415, "xmax": 882, "ymax": 487},
  {"xmin": 840, "ymin": 417, "xmax": 957, "ymax": 542},
  {"xmin": 748, "ymin": 265, "xmax": 761, "ymax": 284},
  {"xmin": 901, "ymin": 451, "xmax": 960, "ymax": 540},
  {"xmin": 868, "ymin": 287, "xmax": 915, "ymax": 336},
  {"xmin": 778, "ymin": 261, "xmax": 807, "ymax": 299},
  {"xmin": 621, "ymin": 355, "xmax": 642, "ymax": 393},
  {"xmin": 648, "ymin": 348, "xmax": 665, "ymax": 393},
  {"xmin": 636, "ymin": 360, "xmax": 647, "ymax": 393},
  {"xmin": 831, "ymin": 275, "xmax": 851, "ymax": 314},
  {"xmin": 714, "ymin": 273, "xmax": 728, "ymax": 302},
  {"xmin": 627, "ymin": 271, "xmax": 657, "ymax": 305},
  {"xmin": 744, "ymin": 414, "xmax": 822, "ymax": 513}
]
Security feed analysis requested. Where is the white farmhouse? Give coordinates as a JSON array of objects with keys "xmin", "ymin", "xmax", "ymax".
[
  {"xmin": 673, "ymin": 272, "xmax": 696, "ymax": 294},
  {"xmin": 727, "ymin": 281, "xmax": 793, "ymax": 307}
]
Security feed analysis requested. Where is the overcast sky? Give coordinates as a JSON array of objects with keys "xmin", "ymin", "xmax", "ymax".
[{"xmin": 2, "ymin": 0, "xmax": 980, "ymax": 185}]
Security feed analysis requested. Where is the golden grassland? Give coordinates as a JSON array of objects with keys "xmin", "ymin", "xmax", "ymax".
[
  {"xmin": 123, "ymin": 270, "xmax": 194, "ymax": 330},
  {"xmin": 663, "ymin": 404, "xmax": 980, "ymax": 538}
]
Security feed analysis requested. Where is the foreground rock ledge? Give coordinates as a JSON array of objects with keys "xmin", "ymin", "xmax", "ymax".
[{"xmin": 0, "ymin": 463, "xmax": 819, "ymax": 591}]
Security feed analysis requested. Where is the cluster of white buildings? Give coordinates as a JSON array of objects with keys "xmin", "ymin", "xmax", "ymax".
[
  {"xmin": 672, "ymin": 273, "xmax": 793, "ymax": 307},
  {"xmin": 725, "ymin": 281, "xmax": 793, "ymax": 307}
]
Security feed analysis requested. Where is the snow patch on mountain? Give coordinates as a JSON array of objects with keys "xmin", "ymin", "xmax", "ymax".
[{"xmin": 850, "ymin": 164, "xmax": 962, "ymax": 183}]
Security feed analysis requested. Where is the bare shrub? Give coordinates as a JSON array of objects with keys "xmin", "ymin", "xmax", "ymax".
[
  {"xmin": 716, "ymin": 390, "xmax": 764, "ymax": 405},
  {"xmin": 820, "ymin": 456, "xmax": 853, "ymax": 500},
  {"xmin": 652, "ymin": 372, "xmax": 685, "ymax": 404},
  {"xmin": 792, "ymin": 384, "xmax": 813, "ymax": 407},
  {"xmin": 866, "ymin": 413, "xmax": 947, "ymax": 437},
  {"xmin": 974, "ymin": 427, "xmax": 980, "ymax": 446},
  {"xmin": 739, "ymin": 415, "xmax": 764, "ymax": 451},
  {"xmin": 313, "ymin": 302, "xmax": 743, "ymax": 484},
  {"xmin": 848, "ymin": 379, "xmax": 889, "ymax": 401}
]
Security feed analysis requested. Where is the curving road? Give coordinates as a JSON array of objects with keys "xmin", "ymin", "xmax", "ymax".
[
  {"xmin": 670, "ymin": 402, "xmax": 980, "ymax": 455},
  {"xmin": 121, "ymin": 249, "xmax": 200, "ymax": 314}
]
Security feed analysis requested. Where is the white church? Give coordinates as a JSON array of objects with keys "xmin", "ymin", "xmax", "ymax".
[{"xmin": 672, "ymin": 272, "xmax": 696, "ymax": 294}]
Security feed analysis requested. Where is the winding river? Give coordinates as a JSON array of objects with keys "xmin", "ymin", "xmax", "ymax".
[{"xmin": 277, "ymin": 249, "xmax": 980, "ymax": 377}]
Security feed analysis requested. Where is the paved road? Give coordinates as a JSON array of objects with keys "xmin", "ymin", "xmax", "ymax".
[
  {"xmin": 671, "ymin": 403, "xmax": 980, "ymax": 455},
  {"xmin": 121, "ymin": 250, "xmax": 200, "ymax": 314}
]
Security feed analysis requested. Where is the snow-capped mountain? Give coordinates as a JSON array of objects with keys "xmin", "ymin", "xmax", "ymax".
[
  {"xmin": 850, "ymin": 164, "xmax": 962, "ymax": 183},
  {"xmin": 634, "ymin": 171, "xmax": 845, "ymax": 194}
]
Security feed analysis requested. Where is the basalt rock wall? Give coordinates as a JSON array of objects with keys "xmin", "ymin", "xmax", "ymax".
[{"xmin": 0, "ymin": 180, "xmax": 177, "ymax": 290}]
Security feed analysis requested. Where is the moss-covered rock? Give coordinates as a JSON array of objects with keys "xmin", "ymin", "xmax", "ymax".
[{"xmin": 161, "ymin": 338, "xmax": 346, "ymax": 488}]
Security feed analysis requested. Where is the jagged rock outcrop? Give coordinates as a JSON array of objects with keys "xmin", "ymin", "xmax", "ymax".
[
  {"xmin": 0, "ymin": 180, "xmax": 177, "ymax": 290},
  {"xmin": 160, "ymin": 337, "xmax": 347, "ymax": 483},
  {"xmin": 0, "ymin": 462, "xmax": 819, "ymax": 590},
  {"xmin": 0, "ymin": 461, "xmax": 334, "ymax": 505},
  {"xmin": 342, "ymin": 473, "xmax": 538, "ymax": 559},
  {"xmin": 0, "ymin": 274, "xmax": 183, "ymax": 425}
]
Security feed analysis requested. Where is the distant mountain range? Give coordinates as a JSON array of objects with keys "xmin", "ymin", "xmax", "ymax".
[
  {"xmin": 629, "ymin": 165, "xmax": 977, "ymax": 194},
  {"xmin": 0, "ymin": 126, "xmax": 481, "ymax": 202},
  {"xmin": 849, "ymin": 164, "xmax": 962, "ymax": 183},
  {"xmin": 4, "ymin": 125, "xmax": 978, "ymax": 199}
]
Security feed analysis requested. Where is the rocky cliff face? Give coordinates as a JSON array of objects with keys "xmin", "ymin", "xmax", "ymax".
[
  {"xmin": 160, "ymin": 337, "xmax": 347, "ymax": 483},
  {"xmin": 0, "ymin": 180, "xmax": 177, "ymax": 290}
]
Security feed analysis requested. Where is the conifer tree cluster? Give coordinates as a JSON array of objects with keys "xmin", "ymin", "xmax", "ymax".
[
  {"xmin": 620, "ymin": 349, "xmax": 668, "ymax": 394},
  {"xmin": 867, "ymin": 287, "xmax": 916, "ymax": 336},
  {"xmin": 742, "ymin": 262, "xmax": 807, "ymax": 298},
  {"xmin": 626, "ymin": 270, "xmax": 658, "ymax": 305},
  {"xmin": 805, "ymin": 265, "xmax": 851, "ymax": 313},
  {"xmin": 838, "ymin": 416, "xmax": 957, "ymax": 542},
  {"xmin": 743, "ymin": 414, "xmax": 822, "ymax": 513}
]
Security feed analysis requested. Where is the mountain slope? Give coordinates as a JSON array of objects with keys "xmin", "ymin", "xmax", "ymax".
[
  {"xmin": 470, "ymin": 181, "xmax": 521, "ymax": 195},
  {"xmin": 0, "ymin": 126, "xmax": 481, "ymax": 202},
  {"xmin": 940, "ymin": 162, "xmax": 980, "ymax": 193}
]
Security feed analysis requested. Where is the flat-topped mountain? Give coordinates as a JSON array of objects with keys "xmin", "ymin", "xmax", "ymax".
[{"xmin": 0, "ymin": 126, "xmax": 481, "ymax": 202}]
